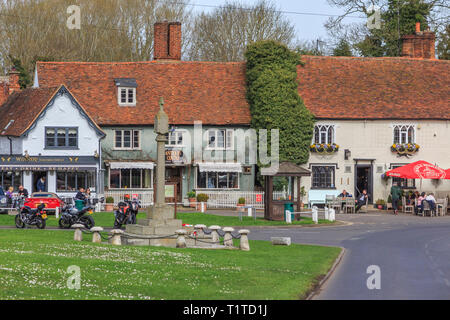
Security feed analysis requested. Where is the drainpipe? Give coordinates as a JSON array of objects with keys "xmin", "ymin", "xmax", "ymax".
[{"xmin": 6, "ymin": 136, "xmax": 12, "ymax": 155}]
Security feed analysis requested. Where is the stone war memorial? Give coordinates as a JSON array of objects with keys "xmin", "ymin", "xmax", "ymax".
[{"xmin": 122, "ymin": 98, "xmax": 249, "ymax": 250}]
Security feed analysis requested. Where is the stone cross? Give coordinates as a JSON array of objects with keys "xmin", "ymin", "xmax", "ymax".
[{"xmin": 154, "ymin": 97, "xmax": 169, "ymax": 207}]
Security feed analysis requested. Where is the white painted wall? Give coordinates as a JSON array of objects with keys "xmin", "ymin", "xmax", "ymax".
[
  {"xmin": 302, "ymin": 120, "xmax": 450, "ymax": 203},
  {"xmin": 22, "ymin": 92, "xmax": 101, "ymax": 156},
  {"xmin": 0, "ymin": 136, "xmax": 22, "ymax": 154}
]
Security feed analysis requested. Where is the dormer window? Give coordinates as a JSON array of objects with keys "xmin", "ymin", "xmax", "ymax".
[{"xmin": 114, "ymin": 78, "xmax": 137, "ymax": 106}]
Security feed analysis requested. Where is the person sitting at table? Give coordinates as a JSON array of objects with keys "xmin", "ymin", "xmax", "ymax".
[
  {"xmin": 425, "ymin": 193, "xmax": 437, "ymax": 215},
  {"xmin": 338, "ymin": 190, "xmax": 352, "ymax": 198},
  {"xmin": 355, "ymin": 189, "xmax": 369, "ymax": 213},
  {"xmin": 415, "ymin": 192, "xmax": 426, "ymax": 215}
]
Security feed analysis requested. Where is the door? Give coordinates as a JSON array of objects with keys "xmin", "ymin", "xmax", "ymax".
[
  {"xmin": 165, "ymin": 167, "xmax": 182, "ymax": 203},
  {"xmin": 355, "ymin": 165, "xmax": 373, "ymax": 204},
  {"xmin": 32, "ymin": 171, "xmax": 48, "ymax": 193}
]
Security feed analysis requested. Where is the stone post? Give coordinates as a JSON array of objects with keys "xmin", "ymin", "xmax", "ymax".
[
  {"xmin": 109, "ymin": 229, "xmax": 124, "ymax": 245},
  {"xmin": 239, "ymin": 229, "xmax": 250, "ymax": 251},
  {"xmin": 90, "ymin": 226, "xmax": 103, "ymax": 243},
  {"xmin": 154, "ymin": 97, "xmax": 169, "ymax": 208},
  {"xmin": 209, "ymin": 225, "xmax": 221, "ymax": 244},
  {"xmin": 175, "ymin": 229, "xmax": 187, "ymax": 248},
  {"xmin": 325, "ymin": 207, "xmax": 329, "ymax": 220},
  {"xmin": 72, "ymin": 224, "xmax": 84, "ymax": 241},
  {"xmin": 223, "ymin": 227, "xmax": 234, "ymax": 247},
  {"xmin": 312, "ymin": 206, "xmax": 318, "ymax": 224},
  {"xmin": 329, "ymin": 208, "xmax": 335, "ymax": 222},
  {"xmin": 194, "ymin": 224, "xmax": 206, "ymax": 237}
]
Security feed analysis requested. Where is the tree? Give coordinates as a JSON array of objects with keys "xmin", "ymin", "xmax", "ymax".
[
  {"xmin": 8, "ymin": 56, "xmax": 30, "ymax": 88},
  {"xmin": 295, "ymin": 39, "xmax": 327, "ymax": 56},
  {"xmin": 333, "ymin": 39, "xmax": 353, "ymax": 56},
  {"xmin": 0, "ymin": 0, "xmax": 192, "ymax": 81},
  {"xmin": 437, "ymin": 24, "xmax": 450, "ymax": 59},
  {"xmin": 245, "ymin": 41, "xmax": 314, "ymax": 165},
  {"xmin": 188, "ymin": 0, "xmax": 296, "ymax": 61},
  {"xmin": 325, "ymin": 0, "xmax": 449, "ymax": 57}
]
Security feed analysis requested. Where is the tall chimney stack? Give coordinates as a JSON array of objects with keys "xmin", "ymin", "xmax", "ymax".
[
  {"xmin": 8, "ymin": 67, "xmax": 20, "ymax": 94},
  {"xmin": 401, "ymin": 22, "xmax": 436, "ymax": 59},
  {"xmin": 153, "ymin": 21, "xmax": 181, "ymax": 61}
]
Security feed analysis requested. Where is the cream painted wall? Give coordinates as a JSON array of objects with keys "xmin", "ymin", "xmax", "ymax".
[{"xmin": 302, "ymin": 120, "xmax": 450, "ymax": 203}]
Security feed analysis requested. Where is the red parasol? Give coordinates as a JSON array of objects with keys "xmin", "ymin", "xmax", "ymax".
[{"xmin": 385, "ymin": 161, "xmax": 447, "ymax": 179}]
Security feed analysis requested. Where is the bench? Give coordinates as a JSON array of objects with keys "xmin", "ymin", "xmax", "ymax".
[{"xmin": 308, "ymin": 189, "xmax": 340, "ymax": 208}]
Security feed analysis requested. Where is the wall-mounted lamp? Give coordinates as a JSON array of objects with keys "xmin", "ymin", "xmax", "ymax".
[{"xmin": 344, "ymin": 149, "xmax": 351, "ymax": 160}]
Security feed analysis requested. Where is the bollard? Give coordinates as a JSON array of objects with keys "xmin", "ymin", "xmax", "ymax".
[
  {"xmin": 238, "ymin": 229, "xmax": 250, "ymax": 251},
  {"xmin": 175, "ymin": 229, "xmax": 187, "ymax": 248},
  {"xmin": 223, "ymin": 227, "xmax": 234, "ymax": 247},
  {"xmin": 247, "ymin": 207, "xmax": 252, "ymax": 217},
  {"xmin": 194, "ymin": 224, "xmax": 206, "ymax": 237},
  {"xmin": 90, "ymin": 226, "xmax": 103, "ymax": 243},
  {"xmin": 285, "ymin": 210, "xmax": 292, "ymax": 224},
  {"xmin": 109, "ymin": 229, "xmax": 124, "ymax": 245},
  {"xmin": 209, "ymin": 225, "xmax": 221, "ymax": 244},
  {"xmin": 72, "ymin": 224, "xmax": 84, "ymax": 241},
  {"xmin": 312, "ymin": 207, "xmax": 318, "ymax": 224},
  {"xmin": 329, "ymin": 208, "xmax": 336, "ymax": 222},
  {"xmin": 55, "ymin": 206, "xmax": 59, "ymax": 219},
  {"xmin": 324, "ymin": 207, "xmax": 329, "ymax": 220},
  {"xmin": 200, "ymin": 202, "xmax": 206, "ymax": 213}
]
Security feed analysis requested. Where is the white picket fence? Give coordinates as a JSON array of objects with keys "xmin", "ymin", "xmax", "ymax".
[
  {"xmin": 104, "ymin": 190, "xmax": 154, "ymax": 208},
  {"xmin": 195, "ymin": 190, "xmax": 290, "ymax": 209}
]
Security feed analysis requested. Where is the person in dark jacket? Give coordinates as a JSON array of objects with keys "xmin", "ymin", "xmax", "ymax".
[
  {"xmin": 18, "ymin": 185, "xmax": 29, "ymax": 198},
  {"xmin": 75, "ymin": 187, "xmax": 87, "ymax": 201},
  {"xmin": 36, "ymin": 176, "xmax": 46, "ymax": 192},
  {"xmin": 390, "ymin": 182, "xmax": 402, "ymax": 215},
  {"xmin": 355, "ymin": 189, "xmax": 369, "ymax": 213}
]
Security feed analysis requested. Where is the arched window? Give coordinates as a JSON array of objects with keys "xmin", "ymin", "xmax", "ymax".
[
  {"xmin": 313, "ymin": 125, "xmax": 335, "ymax": 144},
  {"xmin": 393, "ymin": 125, "xmax": 415, "ymax": 144}
]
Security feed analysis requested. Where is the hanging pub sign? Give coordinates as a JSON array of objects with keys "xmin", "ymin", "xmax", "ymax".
[{"xmin": 165, "ymin": 148, "xmax": 184, "ymax": 165}]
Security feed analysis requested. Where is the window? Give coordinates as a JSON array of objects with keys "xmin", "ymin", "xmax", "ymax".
[
  {"xmin": 114, "ymin": 130, "xmax": 140, "ymax": 150},
  {"xmin": 0, "ymin": 171, "xmax": 22, "ymax": 190},
  {"xmin": 56, "ymin": 171, "xmax": 96, "ymax": 192},
  {"xmin": 314, "ymin": 125, "xmax": 335, "ymax": 144},
  {"xmin": 118, "ymin": 87, "xmax": 136, "ymax": 106},
  {"xmin": 207, "ymin": 129, "xmax": 234, "ymax": 149},
  {"xmin": 311, "ymin": 166, "xmax": 335, "ymax": 189},
  {"xmin": 167, "ymin": 131, "xmax": 184, "ymax": 146},
  {"xmin": 392, "ymin": 165, "xmax": 415, "ymax": 189},
  {"xmin": 196, "ymin": 169, "xmax": 239, "ymax": 189},
  {"xmin": 393, "ymin": 125, "xmax": 415, "ymax": 144},
  {"xmin": 45, "ymin": 127, "xmax": 78, "ymax": 149},
  {"xmin": 109, "ymin": 168, "xmax": 153, "ymax": 189}
]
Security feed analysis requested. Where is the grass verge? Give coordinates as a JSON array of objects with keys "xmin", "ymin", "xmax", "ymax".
[{"xmin": 0, "ymin": 229, "xmax": 341, "ymax": 300}]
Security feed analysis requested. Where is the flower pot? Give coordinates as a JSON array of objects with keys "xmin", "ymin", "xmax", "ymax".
[
  {"xmin": 104, "ymin": 203, "xmax": 114, "ymax": 212},
  {"xmin": 188, "ymin": 197, "xmax": 196, "ymax": 208},
  {"xmin": 377, "ymin": 205, "xmax": 383, "ymax": 210},
  {"xmin": 196, "ymin": 202, "xmax": 206, "ymax": 212},
  {"xmin": 236, "ymin": 203, "xmax": 245, "ymax": 211}
]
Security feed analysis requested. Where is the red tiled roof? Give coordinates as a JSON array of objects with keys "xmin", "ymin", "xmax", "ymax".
[
  {"xmin": 0, "ymin": 87, "xmax": 57, "ymax": 136},
  {"xmin": 36, "ymin": 61, "xmax": 251, "ymax": 126},
  {"xmin": 297, "ymin": 56, "xmax": 450, "ymax": 120}
]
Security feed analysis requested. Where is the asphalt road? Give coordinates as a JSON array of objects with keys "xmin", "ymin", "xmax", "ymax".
[{"xmin": 247, "ymin": 213, "xmax": 450, "ymax": 300}]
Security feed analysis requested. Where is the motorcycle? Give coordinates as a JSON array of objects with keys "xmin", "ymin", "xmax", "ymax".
[
  {"xmin": 12, "ymin": 195, "xmax": 26, "ymax": 209},
  {"xmin": 114, "ymin": 197, "xmax": 140, "ymax": 229},
  {"xmin": 58, "ymin": 203, "xmax": 95, "ymax": 229},
  {"xmin": 15, "ymin": 203, "xmax": 47, "ymax": 229}
]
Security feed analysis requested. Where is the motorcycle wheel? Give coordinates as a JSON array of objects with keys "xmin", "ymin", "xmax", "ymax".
[
  {"xmin": 80, "ymin": 216, "xmax": 95, "ymax": 229},
  {"xmin": 15, "ymin": 214, "xmax": 25, "ymax": 228},
  {"xmin": 58, "ymin": 218, "xmax": 71, "ymax": 229},
  {"xmin": 36, "ymin": 217, "xmax": 46, "ymax": 229},
  {"xmin": 113, "ymin": 219, "xmax": 122, "ymax": 229}
]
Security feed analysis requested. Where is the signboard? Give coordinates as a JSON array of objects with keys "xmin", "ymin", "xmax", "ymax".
[
  {"xmin": 165, "ymin": 184, "xmax": 175, "ymax": 198},
  {"xmin": 256, "ymin": 194, "xmax": 262, "ymax": 202},
  {"xmin": 165, "ymin": 149, "xmax": 184, "ymax": 165}
]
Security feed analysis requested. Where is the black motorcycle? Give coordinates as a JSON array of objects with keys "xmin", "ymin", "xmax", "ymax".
[
  {"xmin": 58, "ymin": 204, "xmax": 95, "ymax": 229},
  {"xmin": 15, "ymin": 203, "xmax": 47, "ymax": 229},
  {"xmin": 114, "ymin": 198, "xmax": 140, "ymax": 229}
]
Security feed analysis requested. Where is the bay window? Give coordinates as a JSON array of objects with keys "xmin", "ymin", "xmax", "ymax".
[
  {"xmin": 56, "ymin": 171, "xmax": 96, "ymax": 192},
  {"xmin": 109, "ymin": 168, "xmax": 152, "ymax": 189},
  {"xmin": 196, "ymin": 168, "xmax": 239, "ymax": 189}
]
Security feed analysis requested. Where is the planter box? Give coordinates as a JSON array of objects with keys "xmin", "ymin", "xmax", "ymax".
[{"xmin": 188, "ymin": 198, "xmax": 196, "ymax": 208}]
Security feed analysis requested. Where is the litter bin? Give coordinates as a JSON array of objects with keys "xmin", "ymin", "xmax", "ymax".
[
  {"xmin": 284, "ymin": 202, "xmax": 294, "ymax": 221},
  {"xmin": 75, "ymin": 199, "xmax": 85, "ymax": 211}
]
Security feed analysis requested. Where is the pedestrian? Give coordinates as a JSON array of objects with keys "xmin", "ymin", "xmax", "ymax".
[
  {"xmin": 75, "ymin": 187, "xmax": 87, "ymax": 201},
  {"xmin": 36, "ymin": 176, "xmax": 46, "ymax": 192},
  {"xmin": 18, "ymin": 185, "xmax": 29, "ymax": 198},
  {"xmin": 355, "ymin": 189, "xmax": 369, "ymax": 213},
  {"xmin": 5, "ymin": 186, "xmax": 14, "ymax": 206},
  {"xmin": 390, "ymin": 182, "xmax": 402, "ymax": 215}
]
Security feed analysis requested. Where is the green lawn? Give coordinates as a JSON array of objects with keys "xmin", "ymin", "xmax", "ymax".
[
  {"xmin": 0, "ymin": 229, "xmax": 341, "ymax": 300},
  {"xmin": 0, "ymin": 211, "xmax": 333, "ymax": 228}
]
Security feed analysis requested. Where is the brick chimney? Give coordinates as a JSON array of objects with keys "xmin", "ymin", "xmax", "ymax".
[
  {"xmin": 401, "ymin": 22, "xmax": 436, "ymax": 59},
  {"xmin": 153, "ymin": 21, "xmax": 181, "ymax": 61},
  {"xmin": 8, "ymin": 67, "xmax": 20, "ymax": 94}
]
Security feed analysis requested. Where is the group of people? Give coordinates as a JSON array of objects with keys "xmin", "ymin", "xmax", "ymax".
[
  {"xmin": 337, "ymin": 189, "xmax": 369, "ymax": 213},
  {"xmin": 74, "ymin": 187, "xmax": 93, "ymax": 204},
  {"xmin": 390, "ymin": 182, "xmax": 437, "ymax": 215},
  {"xmin": 0, "ymin": 185, "xmax": 29, "ymax": 206}
]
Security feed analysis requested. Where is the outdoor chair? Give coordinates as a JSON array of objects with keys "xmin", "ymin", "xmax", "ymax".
[
  {"xmin": 422, "ymin": 201, "xmax": 435, "ymax": 217},
  {"xmin": 358, "ymin": 197, "xmax": 369, "ymax": 213},
  {"xmin": 331, "ymin": 197, "xmax": 342, "ymax": 214},
  {"xmin": 325, "ymin": 195, "xmax": 335, "ymax": 209},
  {"xmin": 402, "ymin": 196, "xmax": 414, "ymax": 214},
  {"xmin": 436, "ymin": 199, "xmax": 446, "ymax": 216},
  {"xmin": 344, "ymin": 198, "xmax": 355, "ymax": 214}
]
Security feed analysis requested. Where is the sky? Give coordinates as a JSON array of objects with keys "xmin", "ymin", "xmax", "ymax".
[{"xmin": 190, "ymin": 0, "xmax": 365, "ymax": 41}]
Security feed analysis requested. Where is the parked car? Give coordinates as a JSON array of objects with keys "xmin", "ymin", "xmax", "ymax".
[
  {"xmin": 0, "ymin": 187, "xmax": 9, "ymax": 213},
  {"xmin": 23, "ymin": 192, "xmax": 65, "ymax": 213}
]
